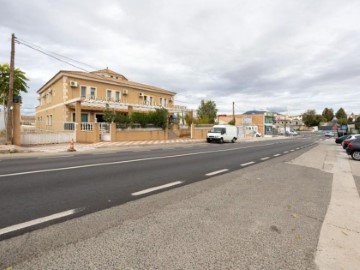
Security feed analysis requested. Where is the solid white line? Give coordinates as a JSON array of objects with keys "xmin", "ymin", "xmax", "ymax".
[
  {"xmin": 273, "ymin": 154, "xmax": 281, "ymax": 157},
  {"xmin": 0, "ymin": 144, "xmax": 276, "ymax": 178},
  {"xmin": 132, "ymin": 181, "xmax": 183, "ymax": 196},
  {"xmin": 241, "ymin": 161, "xmax": 255, "ymax": 167},
  {"xmin": 38, "ymin": 155, "xmax": 74, "ymax": 159},
  {"xmin": 0, "ymin": 208, "xmax": 80, "ymax": 236},
  {"xmin": 260, "ymin": 157, "xmax": 270, "ymax": 160},
  {"xmin": 206, "ymin": 169, "xmax": 229, "ymax": 176}
]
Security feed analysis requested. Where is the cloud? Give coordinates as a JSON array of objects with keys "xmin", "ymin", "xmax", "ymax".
[{"xmin": 1, "ymin": 0, "xmax": 360, "ymax": 116}]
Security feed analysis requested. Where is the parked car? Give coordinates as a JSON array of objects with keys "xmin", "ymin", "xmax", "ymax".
[
  {"xmin": 335, "ymin": 134, "xmax": 351, "ymax": 144},
  {"xmin": 342, "ymin": 135, "xmax": 360, "ymax": 149},
  {"xmin": 325, "ymin": 131, "xmax": 335, "ymax": 137},
  {"xmin": 286, "ymin": 130, "xmax": 298, "ymax": 136},
  {"xmin": 346, "ymin": 138, "xmax": 360, "ymax": 160}
]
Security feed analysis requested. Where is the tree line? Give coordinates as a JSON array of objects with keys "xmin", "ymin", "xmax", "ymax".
[{"xmin": 302, "ymin": 107, "xmax": 360, "ymax": 130}]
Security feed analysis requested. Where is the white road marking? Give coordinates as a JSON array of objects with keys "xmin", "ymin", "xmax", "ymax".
[
  {"xmin": 206, "ymin": 169, "xmax": 229, "ymax": 176},
  {"xmin": 0, "ymin": 208, "xmax": 81, "ymax": 236},
  {"xmin": 38, "ymin": 155, "xmax": 74, "ymax": 159},
  {"xmin": 260, "ymin": 157, "xmax": 270, "ymax": 160},
  {"xmin": 132, "ymin": 181, "xmax": 183, "ymax": 196},
  {"xmin": 283, "ymin": 151, "xmax": 289, "ymax": 154},
  {"xmin": 296, "ymin": 147, "xmax": 300, "ymax": 150},
  {"xmin": 241, "ymin": 161, "xmax": 255, "ymax": 167},
  {"xmin": 273, "ymin": 154, "xmax": 281, "ymax": 157},
  {"xmin": 0, "ymin": 144, "xmax": 276, "ymax": 178},
  {"xmin": 290, "ymin": 149, "xmax": 295, "ymax": 152}
]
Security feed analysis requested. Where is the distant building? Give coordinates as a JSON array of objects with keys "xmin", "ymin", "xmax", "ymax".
[
  {"xmin": 218, "ymin": 111, "xmax": 276, "ymax": 136},
  {"xmin": 274, "ymin": 114, "xmax": 304, "ymax": 133}
]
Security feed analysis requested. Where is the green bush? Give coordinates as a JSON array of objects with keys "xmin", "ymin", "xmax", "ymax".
[{"xmin": 107, "ymin": 107, "xmax": 168, "ymax": 130}]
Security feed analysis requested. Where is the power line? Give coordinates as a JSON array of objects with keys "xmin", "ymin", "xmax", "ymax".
[
  {"xmin": 16, "ymin": 39, "xmax": 91, "ymax": 72},
  {"xmin": 16, "ymin": 37, "xmax": 101, "ymax": 71},
  {"xmin": 15, "ymin": 37, "xmax": 124, "ymax": 85}
]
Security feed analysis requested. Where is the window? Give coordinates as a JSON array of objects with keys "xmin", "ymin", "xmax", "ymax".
[
  {"xmin": 149, "ymin": 96, "xmax": 153, "ymax": 105},
  {"xmin": 90, "ymin": 87, "xmax": 96, "ymax": 99},
  {"xmin": 47, "ymin": 90, "xmax": 52, "ymax": 103},
  {"xmin": 107, "ymin": 90, "xmax": 112, "ymax": 101},
  {"xmin": 115, "ymin": 91, "xmax": 120, "ymax": 102},
  {"xmin": 81, "ymin": 86, "xmax": 87, "ymax": 98},
  {"xmin": 46, "ymin": 115, "xmax": 53, "ymax": 126},
  {"xmin": 159, "ymin": 97, "xmax": 163, "ymax": 106},
  {"xmin": 72, "ymin": 113, "xmax": 89, "ymax": 122}
]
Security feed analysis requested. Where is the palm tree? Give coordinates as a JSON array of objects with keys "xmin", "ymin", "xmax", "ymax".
[
  {"xmin": 0, "ymin": 63, "xmax": 29, "ymax": 136},
  {"xmin": 0, "ymin": 63, "xmax": 29, "ymax": 105}
]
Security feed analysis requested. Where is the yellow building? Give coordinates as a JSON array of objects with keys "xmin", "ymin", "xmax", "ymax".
[{"xmin": 35, "ymin": 68, "xmax": 178, "ymax": 132}]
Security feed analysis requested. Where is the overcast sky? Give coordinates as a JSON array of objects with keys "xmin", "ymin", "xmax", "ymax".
[{"xmin": 1, "ymin": 0, "xmax": 360, "ymax": 116}]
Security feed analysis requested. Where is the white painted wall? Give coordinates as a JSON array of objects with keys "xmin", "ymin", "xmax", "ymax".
[{"xmin": 0, "ymin": 110, "xmax": 5, "ymax": 130}]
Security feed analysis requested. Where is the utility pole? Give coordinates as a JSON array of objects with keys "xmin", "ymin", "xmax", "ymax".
[
  {"xmin": 232, "ymin": 101, "xmax": 235, "ymax": 124},
  {"xmin": 6, "ymin": 33, "xmax": 15, "ymax": 144}
]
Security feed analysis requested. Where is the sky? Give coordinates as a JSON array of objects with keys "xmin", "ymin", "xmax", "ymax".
[{"xmin": 1, "ymin": 0, "xmax": 360, "ymax": 116}]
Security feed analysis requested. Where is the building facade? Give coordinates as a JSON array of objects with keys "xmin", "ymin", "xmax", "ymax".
[
  {"xmin": 218, "ymin": 111, "xmax": 276, "ymax": 137},
  {"xmin": 35, "ymin": 69, "xmax": 182, "ymax": 132}
]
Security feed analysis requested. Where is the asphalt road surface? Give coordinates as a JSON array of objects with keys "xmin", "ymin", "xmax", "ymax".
[
  {"xmin": 0, "ymin": 134, "xmax": 338, "ymax": 269},
  {"xmin": 0, "ymin": 137, "xmax": 318, "ymax": 240}
]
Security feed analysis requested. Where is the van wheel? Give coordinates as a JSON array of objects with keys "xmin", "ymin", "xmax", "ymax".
[
  {"xmin": 219, "ymin": 138, "xmax": 224, "ymax": 144},
  {"xmin": 231, "ymin": 138, "xmax": 236, "ymax": 143},
  {"xmin": 352, "ymin": 151, "xmax": 360, "ymax": 160}
]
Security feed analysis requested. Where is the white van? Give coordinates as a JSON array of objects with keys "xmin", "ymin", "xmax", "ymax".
[{"xmin": 207, "ymin": 125, "xmax": 237, "ymax": 143}]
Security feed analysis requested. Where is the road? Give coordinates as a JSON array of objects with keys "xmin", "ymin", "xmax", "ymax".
[{"xmin": 0, "ymin": 136, "xmax": 317, "ymax": 240}]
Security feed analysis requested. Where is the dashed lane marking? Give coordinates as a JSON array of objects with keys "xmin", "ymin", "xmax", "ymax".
[
  {"xmin": 0, "ymin": 208, "xmax": 83, "ymax": 236},
  {"xmin": 206, "ymin": 169, "xmax": 229, "ymax": 176},
  {"xmin": 241, "ymin": 161, "xmax": 255, "ymax": 167},
  {"xmin": 260, "ymin": 157, "xmax": 270, "ymax": 160},
  {"xmin": 273, "ymin": 154, "xmax": 281, "ymax": 157},
  {"xmin": 132, "ymin": 181, "xmax": 183, "ymax": 196}
]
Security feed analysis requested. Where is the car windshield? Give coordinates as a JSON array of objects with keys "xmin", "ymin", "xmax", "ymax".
[{"xmin": 210, "ymin": 127, "xmax": 225, "ymax": 133}]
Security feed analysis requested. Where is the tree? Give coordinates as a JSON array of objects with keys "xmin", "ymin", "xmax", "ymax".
[
  {"xmin": 0, "ymin": 63, "xmax": 28, "ymax": 105},
  {"xmin": 196, "ymin": 100, "xmax": 217, "ymax": 124},
  {"xmin": 322, "ymin": 107, "xmax": 334, "ymax": 122},
  {"xmin": 0, "ymin": 64, "xmax": 28, "ymax": 135},
  {"xmin": 355, "ymin": 117, "xmax": 360, "ymax": 131},
  {"xmin": 184, "ymin": 112, "xmax": 193, "ymax": 127},
  {"xmin": 103, "ymin": 104, "xmax": 115, "ymax": 123},
  {"xmin": 302, "ymin": 109, "xmax": 322, "ymax": 127},
  {"xmin": 335, "ymin": 108, "xmax": 347, "ymax": 125}
]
